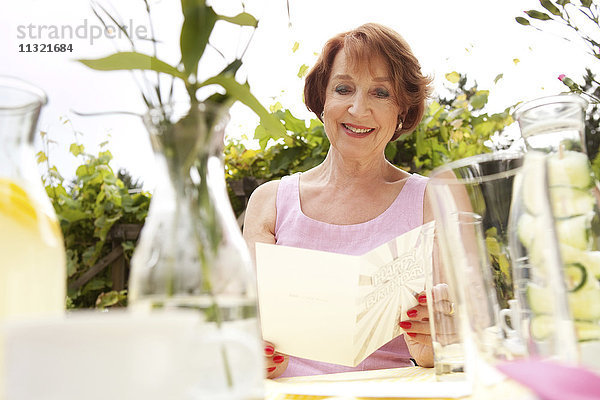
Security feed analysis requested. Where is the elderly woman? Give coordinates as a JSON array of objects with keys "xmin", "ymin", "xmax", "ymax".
[{"xmin": 244, "ymin": 23, "xmax": 434, "ymax": 378}]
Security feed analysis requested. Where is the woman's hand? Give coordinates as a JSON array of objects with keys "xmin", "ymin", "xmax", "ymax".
[
  {"xmin": 399, "ymin": 284, "xmax": 456, "ymax": 367},
  {"xmin": 264, "ymin": 341, "xmax": 289, "ymax": 379},
  {"xmin": 399, "ymin": 292, "xmax": 434, "ymax": 367}
]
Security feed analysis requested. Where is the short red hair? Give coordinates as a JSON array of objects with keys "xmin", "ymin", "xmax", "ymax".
[{"xmin": 304, "ymin": 23, "xmax": 433, "ymax": 140}]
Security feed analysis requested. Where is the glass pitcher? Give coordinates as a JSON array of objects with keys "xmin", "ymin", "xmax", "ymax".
[
  {"xmin": 0, "ymin": 76, "xmax": 66, "ymax": 398},
  {"xmin": 514, "ymin": 94, "xmax": 600, "ymax": 370}
]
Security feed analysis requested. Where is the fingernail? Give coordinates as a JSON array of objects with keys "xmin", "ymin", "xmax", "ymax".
[
  {"xmin": 407, "ymin": 332, "xmax": 417, "ymax": 337},
  {"xmin": 407, "ymin": 309, "xmax": 418, "ymax": 318},
  {"xmin": 418, "ymin": 295, "xmax": 427, "ymax": 304},
  {"xmin": 399, "ymin": 321, "xmax": 412, "ymax": 329},
  {"xmin": 267, "ymin": 367, "xmax": 276, "ymax": 373},
  {"xmin": 273, "ymin": 355, "xmax": 285, "ymax": 364},
  {"xmin": 265, "ymin": 346, "xmax": 274, "ymax": 356}
]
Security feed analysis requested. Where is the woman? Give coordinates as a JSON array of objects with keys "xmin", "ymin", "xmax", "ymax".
[{"xmin": 244, "ymin": 23, "xmax": 435, "ymax": 378}]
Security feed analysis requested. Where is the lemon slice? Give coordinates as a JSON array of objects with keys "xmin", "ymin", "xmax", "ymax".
[{"xmin": 0, "ymin": 177, "xmax": 38, "ymax": 228}]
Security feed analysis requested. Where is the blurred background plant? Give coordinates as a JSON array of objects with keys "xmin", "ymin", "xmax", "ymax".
[{"xmin": 38, "ymin": 124, "xmax": 151, "ymax": 309}]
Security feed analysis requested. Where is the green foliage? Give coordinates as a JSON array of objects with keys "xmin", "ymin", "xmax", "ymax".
[
  {"xmin": 385, "ymin": 73, "xmax": 514, "ymax": 174},
  {"xmin": 225, "ymin": 107, "xmax": 329, "ymax": 183},
  {"xmin": 38, "ymin": 138, "xmax": 151, "ymax": 309},
  {"xmin": 517, "ymin": 0, "xmax": 600, "ymax": 60}
]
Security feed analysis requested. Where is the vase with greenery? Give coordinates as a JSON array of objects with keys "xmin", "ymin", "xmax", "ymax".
[{"xmin": 78, "ymin": 1, "xmax": 285, "ymax": 398}]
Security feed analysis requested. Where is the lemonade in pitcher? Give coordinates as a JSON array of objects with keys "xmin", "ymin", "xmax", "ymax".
[{"xmin": 0, "ymin": 77, "xmax": 66, "ymax": 399}]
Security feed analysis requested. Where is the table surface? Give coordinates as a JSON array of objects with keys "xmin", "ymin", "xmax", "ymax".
[{"xmin": 264, "ymin": 366, "xmax": 535, "ymax": 400}]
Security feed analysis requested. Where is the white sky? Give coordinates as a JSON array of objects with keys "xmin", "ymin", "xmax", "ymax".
[{"xmin": 1, "ymin": 0, "xmax": 595, "ymax": 189}]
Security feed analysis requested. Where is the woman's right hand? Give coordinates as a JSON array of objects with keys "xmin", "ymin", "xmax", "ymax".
[{"xmin": 264, "ymin": 341, "xmax": 289, "ymax": 379}]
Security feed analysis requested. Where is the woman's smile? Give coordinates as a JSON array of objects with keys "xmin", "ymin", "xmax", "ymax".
[{"xmin": 342, "ymin": 122, "xmax": 375, "ymax": 137}]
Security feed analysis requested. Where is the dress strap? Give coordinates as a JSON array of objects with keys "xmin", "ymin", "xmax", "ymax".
[{"xmin": 274, "ymin": 173, "xmax": 301, "ymax": 236}]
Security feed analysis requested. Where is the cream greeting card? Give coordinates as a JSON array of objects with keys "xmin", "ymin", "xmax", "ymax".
[{"xmin": 256, "ymin": 222, "xmax": 435, "ymax": 367}]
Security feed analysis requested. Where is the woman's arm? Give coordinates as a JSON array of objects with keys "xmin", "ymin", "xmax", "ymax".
[
  {"xmin": 242, "ymin": 180, "xmax": 290, "ymax": 378},
  {"xmin": 242, "ymin": 180, "xmax": 279, "ymax": 264}
]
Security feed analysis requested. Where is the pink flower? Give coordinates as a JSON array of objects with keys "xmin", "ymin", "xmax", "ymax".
[{"xmin": 558, "ymin": 74, "xmax": 566, "ymax": 81}]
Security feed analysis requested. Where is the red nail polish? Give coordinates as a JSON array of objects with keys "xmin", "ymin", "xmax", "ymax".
[
  {"xmin": 407, "ymin": 332, "xmax": 417, "ymax": 337},
  {"xmin": 399, "ymin": 321, "xmax": 412, "ymax": 329},
  {"xmin": 418, "ymin": 295, "xmax": 427, "ymax": 304},
  {"xmin": 267, "ymin": 367, "xmax": 276, "ymax": 373},
  {"xmin": 407, "ymin": 309, "xmax": 418, "ymax": 318},
  {"xmin": 273, "ymin": 355, "xmax": 285, "ymax": 364},
  {"xmin": 265, "ymin": 346, "xmax": 274, "ymax": 356}
]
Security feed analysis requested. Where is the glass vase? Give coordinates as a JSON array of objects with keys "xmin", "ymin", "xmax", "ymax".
[
  {"xmin": 128, "ymin": 101, "xmax": 263, "ymax": 399},
  {"xmin": 0, "ymin": 76, "xmax": 66, "ymax": 399},
  {"xmin": 514, "ymin": 94, "xmax": 600, "ymax": 370}
]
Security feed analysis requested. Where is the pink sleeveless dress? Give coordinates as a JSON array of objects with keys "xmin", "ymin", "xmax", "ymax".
[{"xmin": 274, "ymin": 172, "xmax": 429, "ymax": 378}]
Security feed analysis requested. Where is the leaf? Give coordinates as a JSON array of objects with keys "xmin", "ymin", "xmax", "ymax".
[
  {"xmin": 96, "ymin": 291, "xmax": 121, "ymax": 308},
  {"xmin": 269, "ymin": 147, "xmax": 303, "ymax": 174},
  {"xmin": 269, "ymin": 101, "xmax": 283, "ymax": 113},
  {"xmin": 82, "ymin": 276, "xmax": 109, "ymax": 294},
  {"xmin": 513, "ymin": 58, "xmax": 520, "ymax": 65},
  {"xmin": 470, "ymin": 90, "xmax": 489, "ymax": 110},
  {"xmin": 525, "ymin": 10, "xmax": 552, "ymax": 20},
  {"xmin": 581, "ymin": 0, "xmax": 592, "ymax": 8},
  {"xmin": 297, "ymin": 64, "xmax": 309, "ymax": 78},
  {"xmin": 66, "ymin": 249, "xmax": 79, "ymax": 278},
  {"xmin": 540, "ymin": 0, "xmax": 562, "ymax": 15},
  {"xmin": 385, "ymin": 142, "xmax": 397, "ymax": 161},
  {"xmin": 292, "ymin": 41, "xmax": 300, "ymax": 53},
  {"xmin": 201, "ymin": 74, "xmax": 286, "ymax": 145},
  {"xmin": 69, "ymin": 143, "xmax": 85, "ymax": 157},
  {"xmin": 36, "ymin": 151, "xmax": 47, "ymax": 163},
  {"xmin": 493, "ymin": 73, "xmax": 504, "ymax": 84},
  {"xmin": 278, "ymin": 109, "xmax": 307, "ymax": 133},
  {"xmin": 79, "ymin": 52, "xmax": 186, "ymax": 80},
  {"xmin": 180, "ymin": 0, "xmax": 218, "ymax": 78},
  {"xmin": 254, "ymin": 125, "xmax": 270, "ymax": 150},
  {"xmin": 217, "ymin": 12, "xmax": 258, "ymax": 27},
  {"xmin": 445, "ymin": 71, "xmax": 461, "ymax": 83},
  {"xmin": 59, "ymin": 208, "xmax": 89, "ymax": 223},
  {"xmin": 515, "ymin": 16, "xmax": 531, "ymax": 25}
]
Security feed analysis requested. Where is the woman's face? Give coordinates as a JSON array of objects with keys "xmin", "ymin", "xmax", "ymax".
[{"xmin": 322, "ymin": 50, "xmax": 401, "ymax": 161}]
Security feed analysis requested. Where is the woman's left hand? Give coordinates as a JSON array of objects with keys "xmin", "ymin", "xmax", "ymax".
[
  {"xmin": 399, "ymin": 286, "xmax": 456, "ymax": 367},
  {"xmin": 398, "ymin": 292, "xmax": 434, "ymax": 367}
]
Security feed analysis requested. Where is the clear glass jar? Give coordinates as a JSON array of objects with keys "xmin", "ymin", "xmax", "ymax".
[
  {"xmin": 0, "ymin": 76, "xmax": 66, "ymax": 398},
  {"xmin": 514, "ymin": 94, "xmax": 600, "ymax": 370}
]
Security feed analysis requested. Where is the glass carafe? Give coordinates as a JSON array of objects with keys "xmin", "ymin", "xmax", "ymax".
[
  {"xmin": 514, "ymin": 94, "xmax": 600, "ymax": 370},
  {"xmin": 128, "ymin": 101, "xmax": 263, "ymax": 399},
  {"xmin": 0, "ymin": 76, "xmax": 66, "ymax": 398}
]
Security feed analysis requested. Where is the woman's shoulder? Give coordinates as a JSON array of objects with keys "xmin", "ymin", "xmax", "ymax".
[
  {"xmin": 250, "ymin": 179, "xmax": 280, "ymax": 202},
  {"xmin": 243, "ymin": 179, "xmax": 281, "ymax": 250}
]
